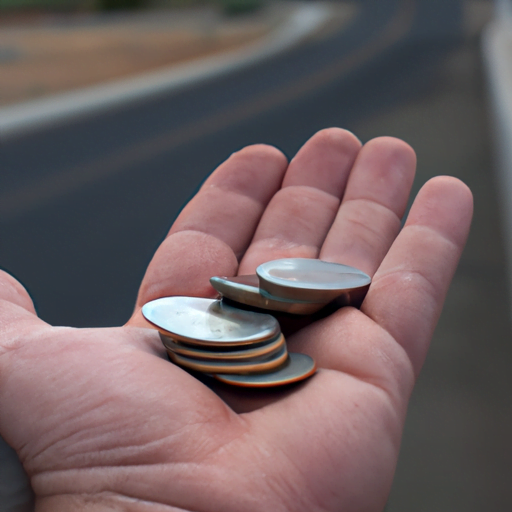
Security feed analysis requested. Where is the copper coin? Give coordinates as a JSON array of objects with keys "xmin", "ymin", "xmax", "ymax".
[
  {"xmin": 160, "ymin": 332, "xmax": 286, "ymax": 361},
  {"xmin": 142, "ymin": 296, "xmax": 280, "ymax": 346},
  {"xmin": 210, "ymin": 275, "xmax": 326, "ymax": 314},
  {"xmin": 257, "ymin": 258, "xmax": 371, "ymax": 303},
  {"xmin": 168, "ymin": 345, "xmax": 288, "ymax": 374},
  {"xmin": 214, "ymin": 352, "xmax": 316, "ymax": 387}
]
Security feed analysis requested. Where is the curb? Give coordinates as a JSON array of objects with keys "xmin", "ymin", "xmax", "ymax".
[
  {"xmin": 482, "ymin": 17, "xmax": 512, "ymax": 291},
  {"xmin": 0, "ymin": 3, "xmax": 331, "ymax": 140}
]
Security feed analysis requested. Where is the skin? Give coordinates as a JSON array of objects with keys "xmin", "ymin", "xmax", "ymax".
[{"xmin": 0, "ymin": 129, "xmax": 473, "ymax": 511}]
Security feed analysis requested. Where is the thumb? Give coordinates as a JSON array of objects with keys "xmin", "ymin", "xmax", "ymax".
[
  {"xmin": 0, "ymin": 270, "xmax": 37, "ymax": 314},
  {"xmin": 0, "ymin": 270, "xmax": 46, "ymax": 355},
  {"xmin": 0, "ymin": 272, "xmax": 44, "ymax": 510}
]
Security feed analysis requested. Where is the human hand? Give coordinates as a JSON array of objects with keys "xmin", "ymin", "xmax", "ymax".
[{"xmin": 0, "ymin": 129, "xmax": 473, "ymax": 511}]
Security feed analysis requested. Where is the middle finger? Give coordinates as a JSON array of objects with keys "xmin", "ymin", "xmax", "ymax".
[
  {"xmin": 320, "ymin": 137, "xmax": 416, "ymax": 276},
  {"xmin": 238, "ymin": 128, "xmax": 361, "ymax": 274}
]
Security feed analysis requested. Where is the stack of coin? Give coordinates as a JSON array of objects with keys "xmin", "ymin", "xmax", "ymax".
[
  {"xmin": 211, "ymin": 258, "xmax": 371, "ymax": 313},
  {"xmin": 142, "ymin": 258, "xmax": 371, "ymax": 388}
]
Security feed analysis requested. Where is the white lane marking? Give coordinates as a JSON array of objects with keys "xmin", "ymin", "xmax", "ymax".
[{"xmin": 0, "ymin": 4, "xmax": 331, "ymax": 140}]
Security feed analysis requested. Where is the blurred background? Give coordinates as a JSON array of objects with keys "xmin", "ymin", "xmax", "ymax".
[{"xmin": 1, "ymin": 0, "xmax": 512, "ymax": 510}]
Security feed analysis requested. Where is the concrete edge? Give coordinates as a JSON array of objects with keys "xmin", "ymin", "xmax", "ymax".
[
  {"xmin": 482, "ymin": 17, "xmax": 512, "ymax": 287},
  {"xmin": 0, "ymin": 3, "xmax": 331, "ymax": 140}
]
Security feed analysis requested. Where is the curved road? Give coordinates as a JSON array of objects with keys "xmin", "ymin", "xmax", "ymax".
[{"xmin": 0, "ymin": 0, "xmax": 462, "ymax": 327}]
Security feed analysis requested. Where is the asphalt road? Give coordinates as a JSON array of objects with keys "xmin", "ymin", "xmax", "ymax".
[
  {"xmin": 0, "ymin": 0, "xmax": 462, "ymax": 327},
  {"xmin": 3, "ymin": 1, "xmax": 512, "ymax": 511}
]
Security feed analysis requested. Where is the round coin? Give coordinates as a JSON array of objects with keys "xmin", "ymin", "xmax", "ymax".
[
  {"xmin": 213, "ymin": 352, "xmax": 316, "ymax": 387},
  {"xmin": 142, "ymin": 296, "xmax": 280, "ymax": 346},
  {"xmin": 160, "ymin": 332, "xmax": 286, "ymax": 361},
  {"xmin": 257, "ymin": 258, "xmax": 371, "ymax": 303},
  {"xmin": 210, "ymin": 275, "xmax": 326, "ymax": 314},
  {"xmin": 168, "ymin": 345, "xmax": 288, "ymax": 374}
]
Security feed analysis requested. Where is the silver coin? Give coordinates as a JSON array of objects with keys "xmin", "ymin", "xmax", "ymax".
[
  {"xmin": 256, "ymin": 258, "xmax": 371, "ymax": 303},
  {"xmin": 168, "ymin": 345, "xmax": 288, "ymax": 374},
  {"xmin": 142, "ymin": 296, "xmax": 280, "ymax": 346},
  {"xmin": 214, "ymin": 352, "xmax": 316, "ymax": 387},
  {"xmin": 160, "ymin": 332, "xmax": 286, "ymax": 361},
  {"xmin": 210, "ymin": 274, "xmax": 326, "ymax": 314}
]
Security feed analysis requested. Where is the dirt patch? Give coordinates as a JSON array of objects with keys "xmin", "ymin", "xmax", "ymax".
[{"xmin": 0, "ymin": 8, "xmax": 274, "ymax": 106}]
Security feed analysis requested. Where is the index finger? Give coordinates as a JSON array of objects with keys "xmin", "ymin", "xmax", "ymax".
[{"xmin": 131, "ymin": 145, "xmax": 288, "ymax": 317}]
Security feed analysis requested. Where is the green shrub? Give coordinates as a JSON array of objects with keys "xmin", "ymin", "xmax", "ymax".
[
  {"xmin": 219, "ymin": 0, "xmax": 262, "ymax": 15},
  {"xmin": 96, "ymin": 0, "xmax": 145, "ymax": 9},
  {"xmin": 0, "ymin": 0, "xmax": 262, "ymax": 13},
  {"xmin": 0, "ymin": 0, "xmax": 87, "ymax": 10}
]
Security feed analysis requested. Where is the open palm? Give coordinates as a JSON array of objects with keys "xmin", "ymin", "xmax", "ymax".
[{"xmin": 0, "ymin": 129, "xmax": 473, "ymax": 512}]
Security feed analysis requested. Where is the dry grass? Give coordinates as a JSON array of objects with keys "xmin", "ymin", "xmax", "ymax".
[{"xmin": 0, "ymin": 11, "xmax": 270, "ymax": 106}]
